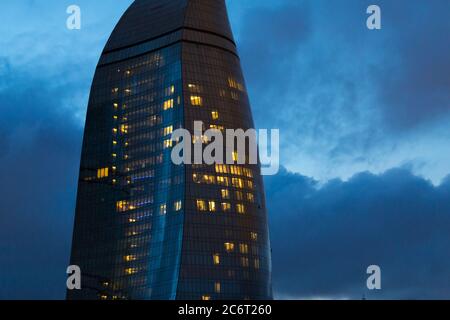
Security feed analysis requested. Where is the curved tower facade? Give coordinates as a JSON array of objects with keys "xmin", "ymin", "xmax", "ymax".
[{"xmin": 68, "ymin": 0, "xmax": 272, "ymax": 300}]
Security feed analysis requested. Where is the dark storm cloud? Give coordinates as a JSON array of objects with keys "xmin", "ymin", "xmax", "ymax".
[
  {"xmin": 371, "ymin": 0, "xmax": 450, "ymax": 131},
  {"xmin": 266, "ymin": 167, "xmax": 450, "ymax": 299},
  {"xmin": 0, "ymin": 60, "xmax": 82, "ymax": 299}
]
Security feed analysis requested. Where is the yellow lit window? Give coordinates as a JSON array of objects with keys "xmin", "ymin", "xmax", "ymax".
[
  {"xmin": 247, "ymin": 180, "xmax": 254, "ymax": 189},
  {"xmin": 232, "ymin": 151, "xmax": 239, "ymax": 162},
  {"xmin": 209, "ymin": 124, "xmax": 224, "ymax": 131},
  {"xmin": 247, "ymin": 193, "xmax": 254, "ymax": 203},
  {"xmin": 113, "ymin": 103, "xmax": 119, "ymax": 108},
  {"xmin": 209, "ymin": 201, "xmax": 216, "ymax": 212},
  {"xmin": 237, "ymin": 204, "xmax": 245, "ymax": 214},
  {"xmin": 163, "ymin": 139, "xmax": 173, "ymax": 149},
  {"xmin": 112, "ymin": 128, "xmax": 118, "ymax": 134},
  {"xmin": 221, "ymin": 189, "xmax": 230, "ymax": 199},
  {"xmin": 243, "ymin": 168, "xmax": 253, "ymax": 178},
  {"xmin": 193, "ymin": 174, "xmax": 201, "ymax": 183},
  {"xmin": 232, "ymin": 178, "xmax": 244, "ymax": 189},
  {"xmin": 202, "ymin": 295, "xmax": 211, "ymax": 301},
  {"xmin": 174, "ymin": 200, "xmax": 182, "ymax": 212},
  {"xmin": 112, "ymin": 88, "xmax": 119, "ymax": 93},
  {"xmin": 215, "ymin": 164, "xmax": 229, "ymax": 174},
  {"xmin": 160, "ymin": 204, "xmax": 167, "ymax": 215},
  {"xmin": 239, "ymin": 243, "xmax": 249, "ymax": 254},
  {"xmin": 120, "ymin": 124, "xmax": 128, "ymax": 134},
  {"xmin": 125, "ymin": 268, "xmax": 137, "ymax": 275},
  {"xmin": 124, "ymin": 255, "xmax": 136, "ymax": 262},
  {"xmin": 251, "ymin": 232, "xmax": 258, "ymax": 241},
  {"xmin": 112, "ymin": 140, "xmax": 117, "ymax": 145},
  {"xmin": 235, "ymin": 191, "xmax": 243, "ymax": 201},
  {"xmin": 197, "ymin": 200, "xmax": 207, "ymax": 212},
  {"xmin": 230, "ymin": 166, "xmax": 243, "ymax": 176},
  {"xmin": 213, "ymin": 254, "xmax": 220, "ymax": 265},
  {"xmin": 97, "ymin": 167, "xmax": 109, "ymax": 179},
  {"xmin": 217, "ymin": 176, "xmax": 229, "ymax": 186},
  {"xmin": 190, "ymin": 95, "xmax": 203, "ymax": 106},
  {"xmin": 222, "ymin": 202, "xmax": 231, "ymax": 212},
  {"xmin": 116, "ymin": 200, "xmax": 129, "ymax": 212},
  {"xmin": 163, "ymin": 125, "xmax": 173, "ymax": 136},
  {"xmin": 254, "ymin": 259, "xmax": 260, "ymax": 269},
  {"xmin": 188, "ymin": 83, "xmax": 201, "ymax": 93},
  {"xmin": 224, "ymin": 242, "xmax": 235, "ymax": 252},
  {"xmin": 211, "ymin": 111, "xmax": 219, "ymax": 120},
  {"xmin": 215, "ymin": 282, "xmax": 221, "ymax": 293},
  {"xmin": 163, "ymin": 99, "xmax": 174, "ymax": 110}
]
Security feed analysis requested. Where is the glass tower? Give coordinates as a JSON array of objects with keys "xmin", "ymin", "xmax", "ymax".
[{"xmin": 68, "ymin": 0, "xmax": 272, "ymax": 300}]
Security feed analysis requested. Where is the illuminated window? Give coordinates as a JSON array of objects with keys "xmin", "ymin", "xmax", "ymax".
[
  {"xmin": 228, "ymin": 77, "xmax": 245, "ymax": 91},
  {"xmin": 247, "ymin": 180, "xmax": 254, "ymax": 189},
  {"xmin": 112, "ymin": 88, "xmax": 119, "ymax": 93},
  {"xmin": 125, "ymin": 268, "xmax": 137, "ymax": 275},
  {"xmin": 224, "ymin": 242, "xmax": 235, "ymax": 252},
  {"xmin": 239, "ymin": 243, "xmax": 249, "ymax": 254},
  {"xmin": 190, "ymin": 95, "xmax": 203, "ymax": 106},
  {"xmin": 247, "ymin": 193, "xmax": 254, "ymax": 203},
  {"xmin": 160, "ymin": 204, "xmax": 167, "ymax": 215},
  {"xmin": 221, "ymin": 202, "xmax": 231, "ymax": 212},
  {"xmin": 251, "ymin": 232, "xmax": 258, "ymax": 241},
  {"xmin": 174, "ymin": 200, "xmax": 182, "ymax": 212},
  {"xmin": 213, "ymin": 254, "xmax": 220, "ymax": 265},
  {"xmin": 216, "ymin": 164, "xmax": 229, "ymax": 174},
  {"xmin": 112, "ymin": 128, "xmax": 118, "ymax": 134},
  {"xmin": 113, "ymin": 103, "xmax": 119, "ymax": 108},
  {"xmin": 243, "ymin": 168, "xmax": 253, "ymax": 178},
  {"xmin": 217, "ymin": 176, "xmax": 230, "ymax": 186},
  {"xmin": 232, "ymin": 151, "xmax": 239, "ymax": 162},
  {"xmin": 202, "ymin": 295, "xmax": 211, "ymax": 301},
  {"xmin": 237, "ymin": 204, "xmax": 245, "ymax": 214},
  {"xmin": 193, "ymin": 174, "xmax": 201, "ymax": 183},
  {"xmin": 97, "ymin": 167, "xmax": 109, "ymax": 179},
  {"xmin": 215, "ymin": 282, "xmax": 221, "ymax": 293},
  {"xmin": 209, "ymin": 201, "xmax": 216, "ymax": 212},
  {"xmin": 166, "ymin": 85, "xmax": 175, "ymax": 96},
  {"xmin": 116, "ymin": 201, "xmax": 129, "ymax": 212},
  {"xmin": 188, "ymin": 83, "xmax": 201, "ymax": 93},
  {"xmin": 197, "ymin": 200, "xmax": 207, "ymax": 212},
  {"xmin": 230, "ymin": 166, "xmax": 243, "ymax": 176},
  {"xmin": 211, "ymin": 111, "xmax": 219, "ymax": 120},
  {"xmin": 163, "ymin": 125, "xmax": 173, "ymax": 136},
  {"xmin": 120, "ymin": 124, "xmax": 128, "ymax": 134},
  {"xmin": 209, "ymin": 124, "xmax": 224, "ymax": 131},
  {"xmin": 235, "ymin": 191, "xmax": 243, "ymax": 201},
  {"xmin": 221, "ymin": 189, "xmax": 230, "ymax": 199},
  {"xmin": 231, "ymin": 91, "xmax": 239, "ymax": 100},
  {"xmin": 163, "ymin": 99, "xmax": 174, "ymax": 110},
  {"xmin": 124, "ymin": 255, "xmax": 136, "ymax": 262},
  {"xmin": 241, "ymin": 257, "xmax": 249, "ymax": 268},
  {"xmin": 254, "ymin": 259, "xmax": 260, "ymax": 269},
  {"xmin": 232, "ymin": 178, "xmax": 244, "ymax": 189},
  {"xmin": 163, "ymin": 139, "xmax": 173, "ymax": 149}
]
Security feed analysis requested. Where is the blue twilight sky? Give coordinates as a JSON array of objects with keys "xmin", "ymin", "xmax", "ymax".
[{"xmin": 0, "ymin": 0, "xmax": 450, "ymax": 299}]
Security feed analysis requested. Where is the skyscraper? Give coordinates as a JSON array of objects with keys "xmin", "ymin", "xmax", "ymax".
[{"xmin": 68, "ymin": 0, "xmax": 272, "ymax": 300}]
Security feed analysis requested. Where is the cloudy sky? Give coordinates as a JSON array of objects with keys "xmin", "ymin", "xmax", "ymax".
[{"xmin": 0, "ymin": 0, "xmax": 449, "ymax": 299}]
